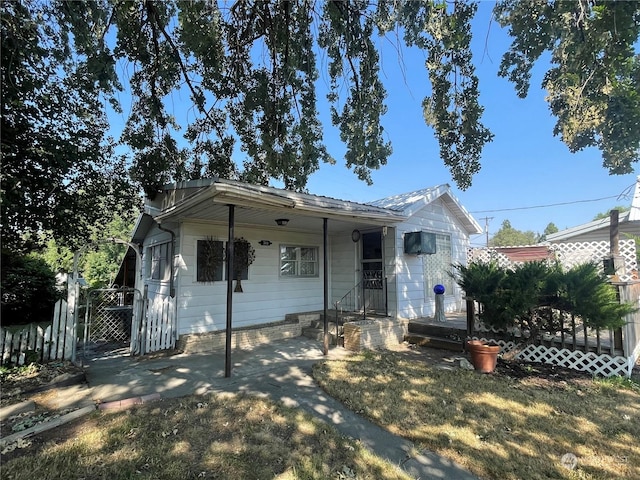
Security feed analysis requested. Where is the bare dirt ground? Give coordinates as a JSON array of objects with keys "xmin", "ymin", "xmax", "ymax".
[
  {"xmin": 1, "ymin": 361, "xmax": 86, "ymax": 408},
  {"xmin": 393, "ymin": 342, "xmax": 640, "ymax": 387}
]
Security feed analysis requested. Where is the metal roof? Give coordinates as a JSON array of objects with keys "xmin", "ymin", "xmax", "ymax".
[
  {"xmin": 151, "ymin": 178, "xmax": 408, "ymax": 227},
  {"xmin": 369, "ymin": 184, "xmax": 483, "ymax": 235},
  {"xmin": 131, "ymin": 179, "xmax": 482, "ymax": 239}
]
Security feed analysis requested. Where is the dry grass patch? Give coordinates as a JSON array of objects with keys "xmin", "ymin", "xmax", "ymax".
[
  {"xmin": 1, "ymin": 392, "xmax": 412, "ymax": 480},
  {"xmin": 312, "ymin": 349, "xmax": 640, "ymax": 480}
]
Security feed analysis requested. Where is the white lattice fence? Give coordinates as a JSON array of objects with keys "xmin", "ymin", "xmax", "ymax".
[
  {"xmin": 514, "ymin": 344, "xmax": 630, "ymax": 378},
  {"xmin": 467, "ymin": 249, "xmax": 513, "ymax": 268},
  {"xmin": 471, "ymin": 336, "xmax": 633, "ymax": 377},
  {"xmin": 552, "ymin": 239, "xmax": 637, "ymax": 281},
  {"xmin": 468, "ymin": 239, "xmax": 638, "ymax": 281}
]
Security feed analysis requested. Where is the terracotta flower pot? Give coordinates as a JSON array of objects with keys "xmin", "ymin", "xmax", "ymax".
[{"xmin": 466, "ymin": 340, "xmax": 500, "ymax": 373}]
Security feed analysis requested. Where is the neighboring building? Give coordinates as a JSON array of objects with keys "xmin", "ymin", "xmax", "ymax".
[
  {"xmin": 540, "ymin": 176, "xmax": 640, "ymax": 280},
  {"xmin": 545, "ymin": 176, "xmax": 640, "ymax": 244},
  {"xmin": 115, "ymin": 178, "xmax": 482, "ymax": 351}
]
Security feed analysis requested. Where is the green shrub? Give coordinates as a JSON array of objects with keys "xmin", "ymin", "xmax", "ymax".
[
  {"xmin": 451, "ymin": 260, "xmax": 636, "ymax": 338},
  {"xmin": 1, "ymin": 252, "xmax": 62, "ymax": 326}
]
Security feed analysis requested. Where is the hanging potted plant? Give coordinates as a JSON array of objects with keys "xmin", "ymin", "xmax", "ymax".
[{"xmin": 233, "ymin": 237, "xmax": 255, "ymax": 292}]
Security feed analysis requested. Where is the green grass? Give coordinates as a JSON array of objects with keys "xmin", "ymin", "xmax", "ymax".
[
  {"xmin": 1, "ymin": 393, "xmax": 412, "ymax": 480},
  {"xmin": 3, "ymin": 351, "xmax": 639, "ymax": 480},
  {"xmin": 312, "ymin": 349, "xmax": 640, "ymax": 480}
]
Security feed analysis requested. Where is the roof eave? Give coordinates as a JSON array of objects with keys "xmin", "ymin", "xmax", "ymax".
[
  {"xmin": 152, "ymin": 181, "xmax": 406, "ymax": 225},
  {"xmin": 546, "ymin": 213, "xmax": 632, "ymax": 242}
]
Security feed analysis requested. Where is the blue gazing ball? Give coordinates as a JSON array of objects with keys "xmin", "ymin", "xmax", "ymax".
[{"xmin": 433, "ymin": 284, "xmax": 445, "ymax": 295}]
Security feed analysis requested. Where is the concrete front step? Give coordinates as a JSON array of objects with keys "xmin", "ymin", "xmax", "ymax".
[
  {"xmin": 308, "ymin": 320, "xmax": 342, "ymax": 331},
  {"xmin": 407, "ymin": 321, "xmax": 466, "ymax": 338},
  {"xmin": 404, "ymin": 333, "xmax": 465, "ymax": 352},
  {"xmin": 301, "ymin": 327, "xmax": 340, "ymax": 343},
  {"xmin": 285, "ymin": 310, "xmax": 389, "ymax": 328}
]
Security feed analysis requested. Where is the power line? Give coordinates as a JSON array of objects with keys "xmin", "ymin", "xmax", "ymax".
[{"xmin": 469, "ymin": 185, "xmax": 635, "ymax": 214}]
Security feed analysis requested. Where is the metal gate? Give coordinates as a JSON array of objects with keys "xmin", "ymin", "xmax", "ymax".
[{"xmin": 81, "ymin": 288, "xmax": 141, "ymax": 359}]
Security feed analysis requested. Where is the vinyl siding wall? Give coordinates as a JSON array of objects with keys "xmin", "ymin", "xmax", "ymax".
[
  {"xmin": 391, "ymin": 200, "xmax": 470, "ymax": 319},
  {"xmin": 176, "ymin": 222, "xmax": 326, "ymax": 335}
]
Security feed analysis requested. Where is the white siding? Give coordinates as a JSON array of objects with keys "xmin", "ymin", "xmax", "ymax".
[
  {"xmin": 141, "ymin": 199, "xmax": 474, "ymax": 331},
  {"xmin": 177, "ymin": 222, "xmax": 326, "ymax": 334},
  {"xmin": 392, "ymin": 199, "xmax": 470, "ymax": 319}
]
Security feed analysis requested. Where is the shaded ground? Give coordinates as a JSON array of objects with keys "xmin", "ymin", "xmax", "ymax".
[
  {"xmin": 1, "ymin": 344, "xmax": 639, "ymax": 462},
  {"xmin": 391, "ymin": 342, "xmax": 640, "ymax": 388},
  {"xmin": 0, "ymin": 361, "xmax": 86, "ymax": 408}
]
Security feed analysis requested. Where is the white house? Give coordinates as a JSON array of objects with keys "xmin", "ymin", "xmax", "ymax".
[{"xmin": 119, "ymin": 178, "xmax": 482, "ymax": 353}]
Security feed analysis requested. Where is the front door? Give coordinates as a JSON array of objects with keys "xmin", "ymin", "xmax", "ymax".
[{"xmin": 361, "ymin": 231, "xmax": 386, "ymax": 314}]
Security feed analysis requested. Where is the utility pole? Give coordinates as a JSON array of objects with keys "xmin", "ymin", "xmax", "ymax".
[{"xmin": 479, "ymin": 217, "xmax": 493, "ymax": 247}]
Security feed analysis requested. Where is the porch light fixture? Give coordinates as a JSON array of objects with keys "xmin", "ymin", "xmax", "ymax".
[
  {"xmin": 275, "ymin": 218, "xmax": 289, "ymax": 226},
  {"xmin": 258, "ymin": 240, "xmax": 272, "ymax": 246}
]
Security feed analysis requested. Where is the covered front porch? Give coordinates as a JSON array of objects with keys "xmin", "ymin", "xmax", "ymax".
[{"xmin": 129, "ymin": 179, "xmax": 410, "ymax": 370}]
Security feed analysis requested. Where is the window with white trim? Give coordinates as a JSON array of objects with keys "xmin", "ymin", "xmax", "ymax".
[
  {"xmin": 280, "ymin": 245, "xmax": 319, "ymax": 277},
  {"xmin": 149, "ymin": 243, "xmax": 171, "ymax": 281},
  {"xmin": 422, "ymin": 234, "xmax": 453, "ymax": 298}
]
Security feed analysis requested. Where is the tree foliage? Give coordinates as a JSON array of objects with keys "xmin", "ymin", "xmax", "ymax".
[
  {"xmin": 1, "ymin": 252, "xmax": 63, "ymax": 325},
  {"xmin": 489, "ymin": 219, "xmax": 539, "ymax": 246},
  {"xmin": 0, "ymin": 0, "xmax": 140, "ymax": 253},
  {"xmin": 39, "ymin": 211, "xmax": 138, "ymax": 288},
  {"xmin": 495, "ymin": 0, "xmax": 640, "ymax": 175},
  {"xmin": 57, "ymin": 0, "xmax": 491, "ymax": 193},
  {"xmin": 2, "ymin": 0, "xmax": 639, "ymax": 252},
  {"xmin": 593, "ymin": 205, "xmax": 630, "ymax": 220}
]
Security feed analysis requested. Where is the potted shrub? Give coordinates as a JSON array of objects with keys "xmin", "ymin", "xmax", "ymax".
[
  {"xmin": 451, "ymin": 260, "xmax": 636, "ymax": 371},
  {"xmin": 450, "ymin": 261, "xmax": 507, "ymax": 372}
]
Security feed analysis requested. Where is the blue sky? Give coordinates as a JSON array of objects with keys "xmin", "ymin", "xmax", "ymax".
[
  {"xmin": 108, "ymin": 2, "xmax": 639, "ymax": 246},
  {"xmin": 301, "ymin": 1, "xmax": 639, "ymax": 247}
]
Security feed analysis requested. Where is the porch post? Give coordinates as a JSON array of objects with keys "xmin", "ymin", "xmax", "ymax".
[
  {"xmin": 323, "ymin": 217, "xmax": 329, "ymax": 355},
  {"xmin": 225, "ymin": 204, "xmax": 235, "ymax": 377}
]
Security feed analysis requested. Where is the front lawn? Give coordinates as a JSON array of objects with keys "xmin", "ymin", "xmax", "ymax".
[
  {"xmin": 1, "ymin": 392, "xmax": 412, "ymax": 480},
  {"xmin": 312, "ymin": 348, "xmax": 640, "ymax": 480}
]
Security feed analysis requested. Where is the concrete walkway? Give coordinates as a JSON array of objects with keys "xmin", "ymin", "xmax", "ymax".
[{"xmin": 81, "ymin": 337, "xmax": 477, "ymax": 480}]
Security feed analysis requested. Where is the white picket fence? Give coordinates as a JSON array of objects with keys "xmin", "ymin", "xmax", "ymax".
[
  {"xmin": 0, "ymin": 299, "xmax": 74, "ymax": 366},
  {"xmin": 139, "ymin": 291, "xmax": 176, "ymax": 355},
  {"xmin": 2, "ymin": 283, "xmax": 177, "ymax": 365}
]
